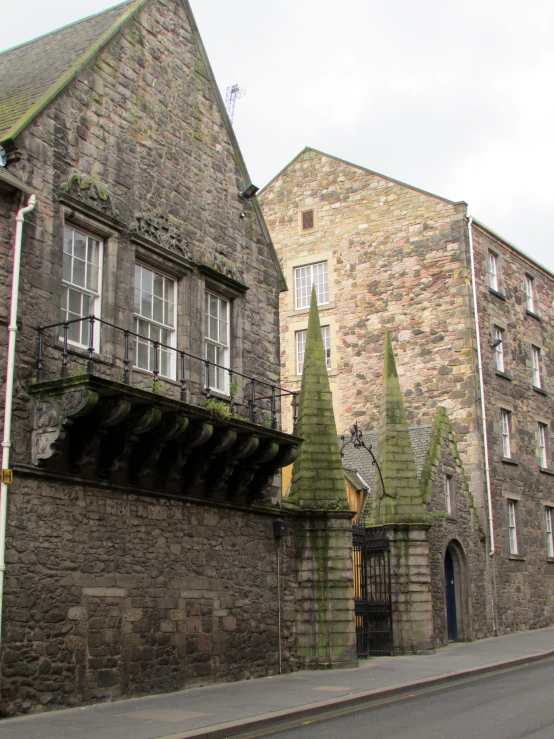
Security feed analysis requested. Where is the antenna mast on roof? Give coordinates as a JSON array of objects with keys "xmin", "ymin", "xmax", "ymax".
[{"xmin": 225, "ymin": 83, "xmax": 246, "ymax": 124}]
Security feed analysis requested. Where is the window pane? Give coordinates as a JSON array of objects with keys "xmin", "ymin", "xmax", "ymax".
[
  {"xmin": 73, "ymin": 233, "xmax": 86, "ymax": 261},
  {"xmin": 135, "ymin": 264, "xmax": 142, "ymax": 290},
  {"xmin": 141, "ymin": 291, "xmax": 152, "ymax": 319},
  {"xmin": 87, "ymin": 263, "xmax": 99, "ymax": 292},
  {"xmin": 219, "ymin": 298, "xmax": 227, "ymax": 323},
  {"xmin": 210, "ymin": 316, "xmax": 218, "ymax": 341},
  {"xmin": 89, "ymin": 239, "xmax": 99, "ymax": 267},
  {"xmin": 142, "ymin": 268, "xmax": 153, "ymax": 295},
  {"xmin": 153, "ymin": 296, "xmax": 164, "ymax": 323},
  {"xmin": 73, "ymin": 258, "xmax": 86, "ymax": 287},
  {"xmin": 68, "ymin": 288, "xmax": 82, "ymax": 315},
  {"xmin": 153, "ymin": 275, "xmax": 164, "ymax": 298},
  {"xmin": 63, "ymin": 228, "xmax": 73, "ymax": 254},
  {"xmin": 134, "ymin": 287, "xmax": 141, "ymax": 313},
  {"xmin": 164, "ymin": 300, "xmax": 174, "ymax": 327},
  {"xmin": 165, "ymin": 279, "xmax": 174, "ymax": 304},
  {"xmin": 62, "ymin": 252, "xmax": 71, "ymax": 282}
]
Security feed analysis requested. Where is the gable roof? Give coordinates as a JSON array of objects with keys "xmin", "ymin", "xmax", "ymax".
[
  {"xmin": 0, "ymin": 0, "xmax": 285, "ymax": 289},
  {"xmin": 340, "ymin": 425, "xmax": 433, "ymax": 492},
  {"xmin": 0, "ymin": 0, "xmax": 144, "ymax": 142},
  {"xmin": 259, "ymin": 146, "xmax": 465, "ymax": 208}
]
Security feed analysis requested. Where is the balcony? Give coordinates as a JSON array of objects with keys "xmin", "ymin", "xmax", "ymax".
[{"xmin": 30, "ymin": 316, "xmax": 300, "ymax": 505}]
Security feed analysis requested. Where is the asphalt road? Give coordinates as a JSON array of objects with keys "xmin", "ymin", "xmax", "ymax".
[{"xmin": 256, "ymin": 658, "xmax": 554, "ymax": 739}]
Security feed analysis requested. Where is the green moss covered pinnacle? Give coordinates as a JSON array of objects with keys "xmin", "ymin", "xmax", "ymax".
[
  {"xmin": 287, "ymin": 288, "xmax": 348, "ymax": 510},
  {"xmin": 372, "ymin": 332, "xmax": 427, "ymax": 524}
]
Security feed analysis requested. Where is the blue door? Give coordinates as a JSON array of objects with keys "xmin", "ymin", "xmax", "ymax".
[{"xmin": 445, "ymin": 548, "xmax": 458, "ymax": 641}]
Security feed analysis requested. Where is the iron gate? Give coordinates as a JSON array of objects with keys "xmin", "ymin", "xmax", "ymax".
[{"xmin": 352, "ymin": 523, "xmax": 393, "ymax": 657}]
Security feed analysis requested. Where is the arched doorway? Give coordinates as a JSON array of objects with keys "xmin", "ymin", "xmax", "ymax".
[{"xmin": 444, "ymin": 540, "xmax": 469, "ymax": 642}]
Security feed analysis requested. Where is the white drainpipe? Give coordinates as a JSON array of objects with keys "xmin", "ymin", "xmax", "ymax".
[
  {"xmin": 467, "ymin": 214, "xmax": 499, "ymax": 636},
  {"xmin": 0, "ymin": 193, "xmax": 37, "ymax": 652}
]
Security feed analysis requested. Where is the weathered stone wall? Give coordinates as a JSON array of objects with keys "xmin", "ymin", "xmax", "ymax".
[
  {"xmin": 260, "ymin": 150, "xmax": 485, "ymax": 517},
  {"xmin": 425, "ymin": 426, "xmax": 488, "ymax": 644},
  {"xmin": 1, "ymin": 474, "xmax": 297, "ymax": 714},
  {"xmin": 472, "ymin": 224, "xmax": 554, "ymax": 632},
  {"xmin": 3, "ymin": 0, "xmax": 282, "ymax": 464}
]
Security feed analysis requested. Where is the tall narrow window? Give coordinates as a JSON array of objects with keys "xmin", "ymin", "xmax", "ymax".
[
  {"xmin": 60, "ymin": 226, "xmax": 102, "ymax": 346},
  {"xmin": 301, "ymin": 209, "xmax": 314, "ymax": 231},
  {"xmin": 493, "ymin": 326, "xmax": 505, "ymax": 372},
  {"xmin": 508, "ymin": 500, "xmax": 518, "ymax": 555},
  {"xmin": 205, "ymin": 292, "xmax": 230, "ymax": 392},
  {"xmin": 501, "ymin": 410, "xmax": 511, "ymax": 459},
  {"xmin": 294, "ymin": 262, "xmax": 329, "ymax": 310},
  {"xmin": 488, "ymin": 252, "xmax": 499, "ymax": 292},
  {"xmin": 539, "ymin": 423, "xmax": 548, "ymax": 469},
  {"xmin": 445, "ymin": 476, "xmax": 453, "ymax": 515},
  {"xmin": 134, "ymin": 265, "xmax": 176, "ymax": 378},
  {"xmin": 532, "ymin": 346, "xmax": 542, "ymax": 389},
  {"xmin": 296, "ymin": 326, "xmax": 331, "ymax": 375},
  {"xmin": 525, "ymin": 275, "xmax": 535, "ymax": 313},
  {"xmin": 546, "ymin": 508, "xmax": 554, "ymax": 558}
]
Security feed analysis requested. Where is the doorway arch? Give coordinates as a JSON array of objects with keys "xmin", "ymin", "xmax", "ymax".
[{"xmin": 444, "ymin": 540, "xmax": 470, "ymax": 642}]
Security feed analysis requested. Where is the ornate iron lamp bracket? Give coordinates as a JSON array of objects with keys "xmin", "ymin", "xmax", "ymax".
[{"xmin": 340, "ymin": 421, "xmax": 390, "ymax": 498}]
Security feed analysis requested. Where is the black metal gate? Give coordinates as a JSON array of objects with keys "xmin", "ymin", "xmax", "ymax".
[{"xmin": 352, "ymin": 523, "xmax": 393, "ymax": 657}]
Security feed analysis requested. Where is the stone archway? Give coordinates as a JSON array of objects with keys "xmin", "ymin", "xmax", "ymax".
[{"xmin": 444, "ymin": 540, "xmax": 470, "ymax": 642}]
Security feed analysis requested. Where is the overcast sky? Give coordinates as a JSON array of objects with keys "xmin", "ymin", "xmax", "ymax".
[{"xmin": 2, "ymin": 0, "xmax": 553, "ymax": 271}]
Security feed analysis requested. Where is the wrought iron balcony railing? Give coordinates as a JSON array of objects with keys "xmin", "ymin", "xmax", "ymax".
[{"xmin": 36, "ymin": 315, "xmax": 298, "ymax": 434}]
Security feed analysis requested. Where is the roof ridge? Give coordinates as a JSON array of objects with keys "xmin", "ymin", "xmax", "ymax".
[{"xmin": 0, "ymin": 0, "xmax": 135, "ymax": 57}]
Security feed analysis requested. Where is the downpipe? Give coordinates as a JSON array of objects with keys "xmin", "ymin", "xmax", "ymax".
[
  {"xmin": 0, "ymin": 194, "xmax": 37, "ymax": 655},
  {"xmin": 467, "ymin": 215, "xmax": 499, "ymax": 636}
]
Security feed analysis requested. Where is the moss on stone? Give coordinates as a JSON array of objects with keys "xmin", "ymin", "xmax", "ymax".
[{"xmin": 287, "ymin": 288, "xmax": 349, "ymax": 511}]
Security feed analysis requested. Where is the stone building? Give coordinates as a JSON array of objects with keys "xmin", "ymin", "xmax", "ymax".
[
  {"xmin": 0, "ymin": 1, "xmax": 357, "ymax": 715},
  {"xmin": 260, "ymin": 147, "xmax": 554, "ymax": 638}
]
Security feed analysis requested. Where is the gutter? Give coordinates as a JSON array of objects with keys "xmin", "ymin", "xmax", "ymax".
[
  {"xmin": 467, "ymin": 215, "xmax": 499, "ymax": 636},
  {"xmin": 0, "ymin": 193, "xmax": 36, "ymax": 654}
]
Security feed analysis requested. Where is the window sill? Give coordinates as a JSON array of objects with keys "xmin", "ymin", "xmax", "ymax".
[
  {"xmin": 533, "ymin": 386, "xmax": 548, "ymax": 397},
  {"xmin": 508, "ymin": 554, "xmax": 526, "ymax": 561},
  {"xmin": 62, "ymin": 344, "xmax": 114, "ymax": 368},
  {"xmin": 526, "ymin": 309, "xmax": 542, "ymax": 321},
  {"xmin": 501, "ymin": 456, "xmax": 519, "ymax": 465},
  {"xmin": 446, "ymin": 516, "xmax": 457, "ymax": 524},
  {"xmin": 495, "ymin": 370, "xmax": 512, "ymax": 381},
  {"xmin": 546, "ymin": 558, "xmax": 554, "ymax": 564},
  {"xmin": 489, "ymin": 288, "xmax": 506, "ymax": 301},
  {"xmin": 539, "ymin": 467, "xmax": 554, "ymax": 476},
  {"xmin": 291, "ymin": 301, "xmax": 335, "ymax": 316}
]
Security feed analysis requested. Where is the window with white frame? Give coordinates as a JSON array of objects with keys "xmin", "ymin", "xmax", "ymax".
[
  {"xmin": 507, "ymin": 500, "xmax": 519, "ymax": 555},
  {"xmin": 488, "ymin": 252, "xmax": 499, "ymax": 292},
  {"xmin": 445, "ymin": 476, "xmax": 453, "ymax": 515},
  {"xmin": 539, "ymin": 423, "xmax": 548, "ymax": 469},
  {"xmin": 501, "ymin": 410, "xmax": 512, "ymax": 458},
  {"xmin": 60, "ymin": 226, "xmax": 102, "ymax": 346},
  {"xmin": 546, "ymin": 507, "xmax": 554, "ymax": 558},
  {"xmin": 296, "ymin": 325, "xmax": 331, "ymax": 375},
  {"xmin": 134, "ymin": 264, "xmax": 176, "ymax": 378},
  {"xmin": 294, "ymin": 262, "xmax": 329, "ymax": 310},
  {"xmin": 525, "ymin": 275, "xmax": 536, "ymax": 313},
  {"xmin": 532, "ymin": 346, "xmax": 542, "ymax": 389},
  {"xmin": 493, "ymin": 326, "xmax": 505, "ymax": 372},
  {"xmin": 205, "ymin": 292, "xmax": 230, "ymax": 392}
]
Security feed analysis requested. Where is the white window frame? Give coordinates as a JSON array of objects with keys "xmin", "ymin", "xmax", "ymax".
[
  {"xmin": 525, "ymin": 275, "xmax": 535, "ymax": 313},
  {"xmin": 295, "ymin": 325, "xmax": 331, "ymax": 375},
  {"xmin": 445, "ymin": 476, "xmax": 453, "ymax": 515},
  {"xmin": 294, "ymin": 262, "xmax": 329, "ymax": 310},
  {"xmin": 60, "ymin": 226, "xmax": 103, "ymax": 349},
  {"xmin": 532, "ymin": 346, "xmax": 542, "ymax": 389},
  {"xmin": 494, "ymin": 326, "xmax": 504, "ymax": 373},
  {"xmin": 205, "ymin": 291, "xmax": 230, "ymax": 393},
  {"xmin": 488, "ymin": 252, "xmax": 499, "ymax": 292},
  {"xmin": 501, "ymin": 410, "xmax": 511, "ymax": 459},
  {"xmin": 539, "ymin": 423, "xmax": 548, "ymax": 469},
  {"xmin": 508, "ymin": 500, "xmax": 519, "ymax": 555},
  {"xmin": 134, "ymin": 264, "xmax": 177, "ymax": 379},
  {"xmin": 546, "ymin": 507, "xmax": 554, "ymax": 558}
]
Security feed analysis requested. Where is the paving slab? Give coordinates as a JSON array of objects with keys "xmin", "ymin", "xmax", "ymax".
[{"xmin": 1, "ymin": 627, "xmax": 553, "ymax": 739}]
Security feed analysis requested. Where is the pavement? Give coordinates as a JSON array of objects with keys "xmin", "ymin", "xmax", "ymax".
[{"xmin": 1, "ymin": 627, "xmax": 553, "ymax": 739}]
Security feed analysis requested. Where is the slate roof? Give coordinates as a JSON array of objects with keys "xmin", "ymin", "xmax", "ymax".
[
  {"xmin": 0, "ymin": 0, "xmax": 135, "ymax": 140},
  {"xmin": 340, "ymin": 425, "xmax": 433, "ymax": 490}
]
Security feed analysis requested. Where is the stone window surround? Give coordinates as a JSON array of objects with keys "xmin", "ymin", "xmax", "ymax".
[
  {"xmin": 524, "ymin": 272, "xmax": 541, "ymax": 318},
  {"xmin": 200, "ymin": 270, "xmax": 247, "ymax": 399},
  {"xmin": 298, "ymin": 205, "xmax": 318, "ymax": 234},
  {"xmin": 283, "ymin": 250, "xmax": 337, "ymax": 316},
  {"xmin": 499, "ymin": 407, "xmax": 515, "ymax": 461},
  {"xmin": 286, "ymin": 314, "xmax": 338, "ymax": 381},
  {"xmin": 60, "ymin": 207, "xmax": 119, "ymax": 362},
  {"xmin": 506, "ymin": 497, "xmax": 523, "ymax": 558}
]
